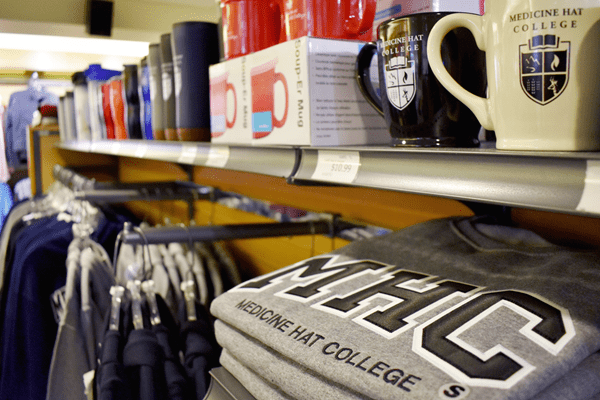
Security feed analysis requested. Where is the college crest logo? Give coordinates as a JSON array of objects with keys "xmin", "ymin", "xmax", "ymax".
[
  {"xmin": 385, "ymin": 56, "xmax": 415, "ymax": 110},
  {"xmin": 520, "ymin": 34, "xmax": 570, "ymax": 105}
]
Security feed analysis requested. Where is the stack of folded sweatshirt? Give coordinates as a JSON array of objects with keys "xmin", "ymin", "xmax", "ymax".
[{"xmin": 210, "ymin": 216, "xmax": 600, "ymax": 400}]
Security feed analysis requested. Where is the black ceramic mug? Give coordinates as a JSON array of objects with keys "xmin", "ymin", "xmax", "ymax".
[{"xmin": 356, "ymin": 12, "xmax": 486, "ymax": 147}]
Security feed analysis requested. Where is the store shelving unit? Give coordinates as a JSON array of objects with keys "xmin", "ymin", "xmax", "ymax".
[
  {"xmin": 59, "ymin": 140, "xmax": 298, "ymax": 178},
  {"xmin": 57, "ymin": 139, "xmax": 600, "ymax": 218}
]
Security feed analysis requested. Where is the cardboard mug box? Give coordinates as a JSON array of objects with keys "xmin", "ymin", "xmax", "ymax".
[
  {"xmin": 210, "ymin": 36, "xmax": 391, "ymax": 146},
  {"xmin": 210, "ymin": 56, "xmax": 250, "ymax": 144},
  {"xmin": 372, "ymin": 0, "xmax": 484, "ymax": 40}
]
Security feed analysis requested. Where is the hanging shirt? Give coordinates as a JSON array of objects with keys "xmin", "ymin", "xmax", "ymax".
[
  {"xmin": 154, "ymin": 294, "xmax": 190, "ymax": 400},
  {"xmin": 14, "ymin": 177, "xmax": 32, "ymax": 201},
  {"xmin": 0, "ymin": 183, "xmax": 13, "ymax": 233},
  {"xmin": 195, "ymin": 242, "xmax": 224, "ymax": 300},
  {"xmin": 4, "ymin": 87, "xmax": 58, "ymax": 169},
  {"xmin": 96, "ymin": 299, "xmax": 132, "ymax": 400},
  {"xmin": 46, "ymin": 238, "xmax": 116, "ymax": 400},
  {"xmin": 122, "ymin": 329, "xmax": 168, "ymax": 400},
  {"xmin": 180, "ymin": 301, "xmax": 220, "ymax": 400},
  {"xmin": 0, "ymin": 213, "xmax": 123, "ymax": 400},
  {"xmin": 45, "ymin": 238, "xmax": 85, "ymax": 400},
  {"xmin": 0, "ymin": 216, "xmax": 73, "ymax": 400},
  {"xmin": 0, "ymin": 105, "xmax": 11, "ymax": 183}
]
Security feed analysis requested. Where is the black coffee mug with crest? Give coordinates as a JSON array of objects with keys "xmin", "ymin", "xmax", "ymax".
[{"xmin": 356, "ymin": 12, "xmax": 486, "ymax": 147}]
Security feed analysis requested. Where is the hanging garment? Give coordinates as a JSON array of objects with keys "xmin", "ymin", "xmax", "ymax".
[
  {"xmin": 0, "ymin": 199, "xmax": 43, "ymax": 310},
  {"xmin": 146, "ymin": 242, "xmax": 181, "ymax": 321},
  {"xmin": 46, "ymin": 239, "xmax": 115, "ymax": 400},
  {"xmin": 154, "ymin": 294, "xmax": 191, "ymax": 400},
  {"xmin": 0, "ymin": 216, "xmax": 75, "ymax": 400},
  {"xmin": 45, "ymin": 238, "xmax": 86, "ymax": 400},
  {"xmin": 180, "ymin": 300, "xmax": 220, "ymax": 400},
  {"xmin": 122, "ymin": 329, "xmax": 168, "ymax": 400},
  {"xmin": 169, "ymin": 242, "xmax": 209, "ymax": 306},
  {"xmin": 159, "ymin": 243, "xmax": 183, "ymax": 307},
  {"xmin": 0, "ymin": 106, "xmax": 11, "ymax": 183},
  {"xmin": 210, "ymin": 241, "xmax": 241, "ymax": 290},
  {"xmin": 4, "ymin": 87, "xmax": 58, "ymax": 169},
  {"xmin": 96, "ymin": 298, "xmax": 132, "ymax": 400},
  {"xmin": 0, "ymin": 183, "xmax": 13, "ymax": 233},
  {"xmin": 0, "ymin": 212, "xmax": 124, "ymax": 400},
  {"xmin": 211, "ymin": 216, "xmax": 600, "ymax": 400},
  {"xmin": 195, "ymin": 242, "xmax": 224, "ymax": 299},
  {"xmin": 14, "ymin": 177, "xmax": 32, "ymax": 201}
]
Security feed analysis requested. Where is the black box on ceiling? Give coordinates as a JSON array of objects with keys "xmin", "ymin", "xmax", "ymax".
[{"xmin": 87, "ymin": 0, "xmax": 114, "ymax": 37}]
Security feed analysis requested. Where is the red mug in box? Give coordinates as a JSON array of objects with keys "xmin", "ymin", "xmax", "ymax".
[
  {"xmin": 221, "ymin": 0, "xmax": 285, "ymax": 59},
  {"xmin": 251, "ymin": 58, "xmax": 289, "ymax": 139},
  {"xmin": 210, "ymin": 72, "xmax": 237, "ymax": 138},
  {"xmin": 284, "ymin": 0, "xmax": 376, "ymax": 40}
]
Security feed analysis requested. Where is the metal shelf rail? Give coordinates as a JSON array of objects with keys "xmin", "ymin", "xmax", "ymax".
[{"xmin": 56, "ymin": 140, "xmax": 600, "ymax": 218}]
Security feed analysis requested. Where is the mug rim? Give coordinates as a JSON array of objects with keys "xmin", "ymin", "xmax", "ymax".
[{"xmin": 377, "ymin": 11, "xmax": 480, "ymax": 34}]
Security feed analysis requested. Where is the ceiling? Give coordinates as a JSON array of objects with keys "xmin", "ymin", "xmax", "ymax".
[{"xmin": 0, "ymin": 0, "xmax": 221, "ymax": 76}]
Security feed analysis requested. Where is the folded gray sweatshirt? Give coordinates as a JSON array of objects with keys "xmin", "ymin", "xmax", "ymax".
[{"xmin": 211, "ymin": 217, "xmax": 600, "ymax": 400}]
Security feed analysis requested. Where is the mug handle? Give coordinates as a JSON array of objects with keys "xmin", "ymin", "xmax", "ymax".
[
  {"xmin": 345, "ymin": 0, "xmax": 377, "ymax": 38},
  {"xmin": 226, "ymin": 82, "xmax": 237, "ymax": 128},
  {"xmin": 426, "ymin": 13, "xmax": 493, "ymax": 130},
  {"xmin": 355, "ymin": 42, "xmax": 383, "ymax": 116},
  {"xmin": 273, "ymin": 72, "xmax": 288, "ymax": 128}
]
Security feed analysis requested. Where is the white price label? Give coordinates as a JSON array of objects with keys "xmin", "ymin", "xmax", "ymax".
[
  {"xmin": 80, "ymin": 141, "xmax": 92, "ymax": 152},
  {"xmin": 134, "ymin": 144, "xmax": 148, "ymax": 158},
  {"xmin": 205, "ymin": 146, "xmax": 230, "ymax": 168},
  {"xmin": 576, "ymin": 160, "xmax": 600, "ymax": 213},
  {"xmin": 178, "ymin": 145, "xmax": 198, "ymax": 164},
  {"xmin": 311, "ymin": 151, "xmax": 361, "ymax": 184},
  {"xmin": 110, "ymin": 142, "xmax": 122, "ymax": 155},
  {"xmin": 90, "ymin": 142, "xmax": 100, "ymax": 152}
]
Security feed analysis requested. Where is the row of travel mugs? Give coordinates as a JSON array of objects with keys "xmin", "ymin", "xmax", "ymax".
[
  {"xmin": 148, "ymin": 22, "xmax": 219, "ymax": 141},
  {"xmin": 58, "ymin": 65, "xmax": 148, "ymax": 143},
  {"xmin": 58, "ymin": 21, "xmax": 219, "ymax": 143},
  {"xmin": 221, "ymin": 0, "xmax": 376, "ymax": 59},
  {"xmin": 356, "ymin": 0, "xmax": 600, "ymax": 151}
]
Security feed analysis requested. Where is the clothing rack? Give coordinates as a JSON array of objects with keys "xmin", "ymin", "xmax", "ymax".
[
  {"xmin": 72, "ymin": 183, "xmax": 212, "ymax": 203},
  {"xmin": 53, "ymin": 165, "xmax": 214, "ymax": 222},
  {"xmin": 53, "ymin": 164, "xmax": 98, "ymax": 190},
  {"xmin": 54, "ymin": 164, "xmax": 384, "ymax": 245},
  {"xmin": 120, "ymin": 220, "xmax": 337, "ymax": 245},
  {"xmin": 54, "ymin": 165, "xmax": 212, "ymax": 201}
]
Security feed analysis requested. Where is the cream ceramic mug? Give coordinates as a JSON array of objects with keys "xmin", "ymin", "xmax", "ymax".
[{"xmin": 427, "ymin": 1, "xmax": 600, "ymax": 150}]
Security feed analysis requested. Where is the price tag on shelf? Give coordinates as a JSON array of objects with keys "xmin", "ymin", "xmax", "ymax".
[
  {"xmin": 205, "ymin": 146, "xmax": 230, "ymax": 168},
  {"xmin": 134, "ymin": 144, "xmax": 148, "ymax": 158},
  {"xmin": 576, "ymin": 160, "xmax": 600, "ymax": 214},
  {"xmin": 110, "ymin": 142, "xmax": 122, "ymax": 155},
  {"xmin": 77, "ymin": 141, "xmax": 91, "ymax": 152},
  {"xmin": 90, "ymin": 142, "xmax": 100, "ymax": 152},
  {"xmin": 311, "ymin": 150, "xmax": 361, "ymax": 184},
  {"xmin": 178, "ymin": 145, "xmax": 198, "ymax": 164}
]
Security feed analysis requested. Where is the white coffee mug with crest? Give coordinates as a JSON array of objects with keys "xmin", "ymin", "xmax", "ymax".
[{"xmin": 427, "ymin": 0, "xmax": 600, "ymax": 150}]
